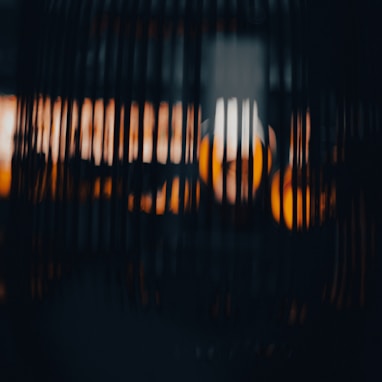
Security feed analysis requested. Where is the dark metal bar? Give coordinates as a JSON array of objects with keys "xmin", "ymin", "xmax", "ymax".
[
  {"xmin": 120, "ymin": 0, "xmax": 138, "ymax": 252},
  {"xmin": 289, "ymin": 0, "xmax": 298, "ymax": 233},
  {"xmin": 88, "ymin": 0, "xmax": 106, "ymax": 253},
  {"xmin": 205, "ymin": 0, "xmax": 217, "ymax": 227},
  {"xmin": 276, "ymin": 0, "xmax": 286, "ymax": 230},
  {"xmin": 72, "ymin": 0, "xmax": 93, "ymax": 257},
  {"xmin": 98, "ymin": 0, "xmax": 117, "ymax": 254},
  {"xmin": 191, "ymin": 0, "xmax": 203, "ymax": 218},
  {"xmin": 110, "ymin": 0, "xmax": 129, "ymax": 254},
  {"xmin": 61, "ymin": 1, "xmax": 83, "ymax": 274},
  {"xmin": 134, "ymin": 0, "xmax": 151, "ymax": 306},
  {"xmin": 300, "ymin": 0, "xmax": 308, "ymax": 231}
]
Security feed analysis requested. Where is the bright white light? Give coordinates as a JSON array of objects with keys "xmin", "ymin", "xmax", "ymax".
[
  {"xmin": 0, "ymin": 95, "xmax": 16, "ymax": 167},
  {"xmin": 213, "ymin": 97, "xmax": 264, "ymax": 161}
]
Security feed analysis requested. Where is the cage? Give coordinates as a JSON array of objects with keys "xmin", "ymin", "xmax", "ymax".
[{"xmin": 0, "ymin": 0, "xmax": 381, "ymax": 381}]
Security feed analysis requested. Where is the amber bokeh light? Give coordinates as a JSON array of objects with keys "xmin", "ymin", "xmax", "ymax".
[
  {"xmin": 199, "ymin": 135, "xmax": 270, "ymax": 204},
  {"xmin": 270, "ymin": 111, "xmax": 311, "ymax": 230},
  {"xmin": 0, "ymin": 95, "xmax": 16, "ymax": 198},
  {"xmin": 198, "ymin": 98, "xmax": 271, "ymax": 204},
  {"xmin": 6, "ymin": 96, "xmax": 201, "ymax": 209},
  {"xmin": 270, "ymin": 167, "xmax": 311, "ymax": 230},
  {"xmin": 127, "ymin": 177, "xmax": 200, "ymax": 215},
  {"xmin": 269, "ymin": 110, "xmax": 336, "ymax": 230}
]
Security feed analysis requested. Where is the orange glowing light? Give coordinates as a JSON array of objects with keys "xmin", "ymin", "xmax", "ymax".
[
  {"xmin": 156, "ymin": 102, "xmax": 169, "ymax": 163},
  {"xmin": 270, "ymin": 110, "xmax": 313, "ymax": 230},
  {"xmin": 128, "ymin": 177, "xmax": 200, "ymax": 215},
  {"xmin": 170, "ymin": 103, "xmax": 182, "ymax": 164},
  {"xmin": 0, "ymin": 95, "xmax": 17, "ymax": 198},
  {"xmin": 0, "ymin": 169, "xmax": 11, "ymax": 198},
  {"xmin": 51, "ymin": 97, "xmax": 62, "ymax": 163},
  {"xmin": 80, "ymin": 98, "xmax": 92, "ymax": 160},
  {"xmin": 50, "ymin": 163, "xmax": 58, "ymax": 200},
  {"xmin": 20, "ymin": 96, "xmax": 202, "ymax": 169},
  {"xmin": 93, "ymin": 98, "xmax": 104, "ymax": 165},
  {"xmin": 128, "ymin": 194, "xmax": 134, "ymax": 211},
  {"xmin": 127, "ymin": 101, "xmax": 197, "ymax": 164},
  {"xmin": 268, "ymin": 125, "xmax": 277, "ymax": 156},
  {"xmin": 140, "ymin": 182, "xmax": 167, "ymax": 215},
  {"xmin": 198, "ymin": 98, "xmax": 271, "ymax": 204},
  {"xmin": 93, "ymin": 176, "xmax": 113, "ymax": 199},
  {"xmin": 16, "ymin": 96, "xmax": 200, "ymax": 202},
  {"xmin": 104, "ymin": 177, "xmax": 113, "ymax": 198},
  {"xmin": 289, "ymin": 111, "xmax": 311, "ymax": 166},
  {"xmin": 169, "ymin": 176, "xmax": 200, "ymax": 213},
  {"xmin": 199, "ymin": 135, "xmax": 265, "ymax": 204},
  {"xmin": 169, "ymin": 176, "xmax": 191, "ymax": 213},
  {"xmin": 126, "ymin": 101, "xmax": 200, "ymax": 164},
  {"xmin": 270, "ymin": 167, "xmax": 311, "ymax": 230},
  {"xmin": 142, "ymin": 101, "xmax": 155, "ymax": 163}
]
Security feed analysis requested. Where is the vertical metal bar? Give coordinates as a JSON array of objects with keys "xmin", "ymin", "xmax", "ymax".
[
  {"xmin": 289, "ymin": 0, "xmax": 298, "ymax": 233},
  {"xmin": 72, "ymin": 0, "xmax": 93, "ymax": 257},
  {"xmin": 52, "ymin": 0, "xmax": 74, "ymax": 275},
  {"xmin": 29, "ymin": 0, "xmax": 50, "ymax": 299},
  {"xmin": 88, "ymin": 0, "xmax": 106, "ymax": 253},
  {"xmin": 277, "ymin": 0, "xmax": 286, "ymax": 230},
  {"xmin": 261, "ymin": 0, "xmax": 270, "ymax": 214},
  {"xmin": 12, "ymin": 95, "xmax": 23, "ymax": 200},
  {"xmin": 98, "ymin": 0, "xmax": 116, "ymax": 254},
  {"xmin": 108, "ymin": 0, "xmax": 130, "ymax": 307},
  {"xmin": 33, "ymin": 0, "xmax": 57, "ymax": 299},
  {"xmin": 191, "ymin": 0, "xmax": 202, "ymax": 216},
  {"xmin": 110, "ymin": 0, "xmax": 128, "ymax": 254},
  {"xmin": 45, "ymin": 0, "xmax": 64, "ymax": 282},
  {"xmin": 301, "ymin": 0, "xmax": 308, "ymax": 231},
  {"xmin": 235, "ymin": 97, "xmax": 242, "ymax": 208},
  {"xmin": 324, "ymin": 85, "xmax": 331, "ymax": 225},
  {"xmin": 151, "ymin": 0, "xmax": 165, "ymax": 216},
  {"xmin": 122, "ymin": 2, "xmax": 137, "ymax": 224},
  {"xmin": 134, "ymin": 0, "xmax": 151, "ymax": 306},
  {"xmin": 151, "ymin": 0, "xmax": 167, "ymax": 303},
  {"xmin": 163, "ymin": 1, "xmax": 178, "ymax": 216},
  {"xmin": 337, "ymin": 217, "xmax": 348, "ymax": 310},
  {"xmin": 177, "ymin": 0, "xmax": 192, "ymax": 219},
  {"xmin": 62, "ymin": 1, "xmax": 83, "ymax": 272}
]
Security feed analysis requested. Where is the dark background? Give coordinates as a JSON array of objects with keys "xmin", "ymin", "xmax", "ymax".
[{"xmin": 1, "ymin": 1, "xmax": 382, "ymax": 381}]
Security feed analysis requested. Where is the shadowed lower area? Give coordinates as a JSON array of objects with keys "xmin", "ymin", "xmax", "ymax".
[{"xmin": 1, "ymin": 0, "xmax": 382, "ymax": 381}]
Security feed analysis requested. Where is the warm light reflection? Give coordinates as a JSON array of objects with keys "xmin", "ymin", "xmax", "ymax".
[
  {"xmin": 25, "ymin": 96, "xmax": 201, "ymax": 202},
  {"xmin": 270, "ymin": 167, "xmax": 311, "ymax": 230},
  {"xmin": 140, "ymin": 182, "xmax": 167, "ymax": 215},
  {"xmin": 0, "ymin": 168, "xmax": 11, "ymax": 198},
  {"xmin": 289, "ymin": 111, "xmax": 311, "ymax": 166},
  {"xmin": 93, "ymin": 176, "xmax": 113, "ymax": 199},
  {"xmin": 138, "ymin": 102, "xmax": 201, "ymax": 164},
  {"xmin": 0, "ymin": 95, "xmax": 16, "ymax": 198},
  {"xmin": 128, "ymin": 177, "xmax": 200, "ymax": 215},
  {"xmin": 199, "ymin": 97, "xmax": 271, "ymax": 204},
  {"xmin": 268, "ymin": 125, "xmax": 277, "ymax": 157},
  {"xmin": 32, "ymin": 97, "xmax": 200, "ymax": 167},
  {"xmin": 270, "ymin": 111, "xmax": 311, "ymax": 230}
]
